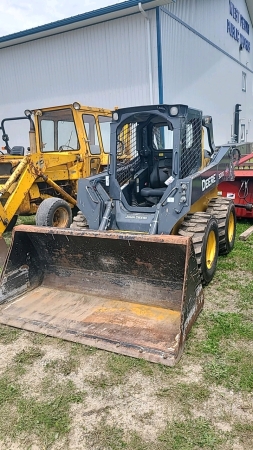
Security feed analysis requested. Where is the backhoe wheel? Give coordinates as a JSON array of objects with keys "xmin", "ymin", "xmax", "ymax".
[
  {"xmin": 5, "ymin": 214, "xmax": 18, "ymax": 232},
  {"xmin": 70, "ymin": 211, "xmax": 89, "ymax": 230},
  {"xmin": 178, "ymin": 213, "xmax": 219, "ymax": 286},
  {"xmin": 206, "ymin": 197, "xmax": 236, "ymax": 255},
  {"xmin": 36, "ymin": 198, "xmax": 72, "ymax": 228}
]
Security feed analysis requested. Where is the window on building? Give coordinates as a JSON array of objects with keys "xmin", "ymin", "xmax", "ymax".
[
  {"xmin": 240, "ymin": 124, "xmax": 245, "ymax": 142},
  {"xmin": 242, "ymin": 72, "xmax": 246, "ymax": 92}
]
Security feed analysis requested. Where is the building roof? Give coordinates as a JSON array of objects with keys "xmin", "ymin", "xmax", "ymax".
[{"xmin": 0, "ymin": 0, "xmax": 175, "ymax": 49}]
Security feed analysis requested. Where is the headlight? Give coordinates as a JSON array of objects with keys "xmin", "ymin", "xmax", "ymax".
[
  {"xmin": 113, "ymin": 112, "xmax": 119, "ymax": 121},
  {"xmin": 73, "ymin": 102, "xmax": 81, "ymax": 110},
  {"xmin": 170, "ymin": 106, "xmax": 178, "ymax": 116},
  {"xmin": 35, "ymin": 110, "xmax": 42, "ymax": 116},
  {"xmin": 203, "ymin": 115, "xmax": 212, "ymax": 125}
]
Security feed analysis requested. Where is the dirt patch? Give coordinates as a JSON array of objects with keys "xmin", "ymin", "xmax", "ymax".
[
  {"xmin": 193, "ymin": 386, "xmax": 253, "ymax": 423},
  {"xmin": 178, "ymin": 363, "xmax": 203, "ymax": 383},
  {"xmin": 0, "ymin": 334, "xmax": 32, "ymax": 375}
]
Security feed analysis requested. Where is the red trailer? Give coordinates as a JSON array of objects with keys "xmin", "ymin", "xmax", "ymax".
[{"xmin": 219, "ymin": 153, "xmax": 253, "ymax": 218}]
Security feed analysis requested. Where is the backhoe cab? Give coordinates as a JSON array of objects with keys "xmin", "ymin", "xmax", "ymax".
[{"xmin": 0, "ymin": 102, "xmax": 111, "ymax": 263}]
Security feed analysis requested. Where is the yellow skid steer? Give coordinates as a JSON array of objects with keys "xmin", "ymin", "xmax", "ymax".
[{"xmin": 0, "ymin": 104, "xmax": 236, "ymax": 366}]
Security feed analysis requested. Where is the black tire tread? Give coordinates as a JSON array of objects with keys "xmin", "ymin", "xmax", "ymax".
[
  {"xmin": 178, "ymin": 212, "xmax": 218, "ymax": 285},
  {"xmin": 206, "ymin": 197, "xmax": 235, "ymax": 255},
  {"xmin": 36, "ymin": 198, "xmax": 72, "ymax": 227}
]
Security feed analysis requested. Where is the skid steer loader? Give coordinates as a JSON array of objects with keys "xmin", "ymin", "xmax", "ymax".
[
  {"xmin": 0, "ymin": 104, "xmax": 236, "ymax": 366},
  {"xmin": 0, "ymin": 102, "xmax": 111, "ymax": 263}
]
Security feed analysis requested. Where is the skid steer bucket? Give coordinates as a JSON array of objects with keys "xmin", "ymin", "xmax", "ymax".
[
  {"xmin": 0, "ymin": 237, "xmax": 8, "ymax": 266},
  {"xmin": 0, "ymin": 225, "xmax": 203, "ymax": 366}
]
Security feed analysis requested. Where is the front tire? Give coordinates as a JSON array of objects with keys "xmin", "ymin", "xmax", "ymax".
[
  {"xmin": 36, "ymin": 198, "xmax": 72, "ymax": 228},
  {"xmin": 178, "ymin": 213, "xmax": 219, "ymax": 285}
]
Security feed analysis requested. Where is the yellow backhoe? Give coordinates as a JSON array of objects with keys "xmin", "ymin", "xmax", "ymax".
[{"xmin": 0, "ymin": 102, "xmax": 111, "ymax": 264}]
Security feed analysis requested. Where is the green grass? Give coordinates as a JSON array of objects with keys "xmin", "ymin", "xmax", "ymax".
[
  {"xmin": 233, "ymin": 422, "xmax": 253, "ymax": 446},
  {"xmin": 0, "ymin": 376, "xmax": 21, "ymax": 406},
  {"xmin": 186, "ymin": 312, "xmax": 253, "ymax": 392},
  {"xmin": 158, "ymin": 418, "xmax": 225, "ymax": 450},
  {"xmin": 69, "ymin": 342, "xmax": 98, "ymax": 357},
  {"xmin": 3, "ymin": 215, "xmax": 35, "ymax": 247},
  {"xmin": 14, "ymin": 347, "xmax": 44, "ymax": 365},
  {"xmin": 0, "ymin": 373, "xmax": 86, "ymax": 448},
  {"xmin": 156, "ymin": 382, "xmax": 210, "ymax": 402},
  {"xmin": 45, "ymin": 356, "xmax": 80, "ymax": 376},
  {"xmin": 201, "ymin": 312, "xmax": 253, "ymax": 355},
  {"xmin": 0, "ymin": 325, "xmax": 21, "ymax": 344},
  {"xmin": 86, "ymin": 354, "xmax": 155, "ymax": 390},
  {"xmin": 187, "ymin": 311, "xmax": 253, "ymax": 356},
  {"xmin": 16, "ymin": 380, "xmax": 85, "ymax": 447},
  {"xmin": 204, "ymin": 348, "xmax": 253, "ymax": 392},
  {"xmin": 0, "ymin": 217, "xmax": 252, "ymax": 448},
  {"xmin": 86, "ymin": 423, "xmax": 128, "ymax": 450}
]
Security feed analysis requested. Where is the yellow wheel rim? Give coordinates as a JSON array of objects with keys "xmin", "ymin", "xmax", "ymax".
[
  {"xmin": 228, "ymin": 211, "xmax": 235, "ymax": 242},
  {"xmin": 52, "ymin": 207, "xmax": 69, "ymax": 228},
  {"xmin": 206, "ymin": 230, "xmax": 216, "ymax": 270}
]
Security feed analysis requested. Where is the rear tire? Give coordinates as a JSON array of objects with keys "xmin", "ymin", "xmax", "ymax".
[
  {"xmin": 178, "ymin": 213, "xmax": 219, "ymax": 285},
  {"xmin": 36, "ymin": 198, "xmax": 72, "ymax": 228},
  {"xmin": 206, "ymin": 197, "xmax": 236, "ymax": 255}
]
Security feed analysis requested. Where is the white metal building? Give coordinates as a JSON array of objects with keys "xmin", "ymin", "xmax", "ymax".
[{"xmin": 0, "ymin": 0, "xmax": 252, "ymax": 145}]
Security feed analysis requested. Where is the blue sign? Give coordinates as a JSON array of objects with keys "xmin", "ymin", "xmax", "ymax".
[{"xmin": 227, "ymin": 1, "xmax": 250, "ymax": 52}]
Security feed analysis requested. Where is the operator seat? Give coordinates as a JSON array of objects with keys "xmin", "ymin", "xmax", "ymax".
[
  {"xmin": 141, "ymin": 159, "xmax": 170, "ymax": 201},
  {"xmin": 10, "ymin": 146, "xmax": 25, "ymax": 156}
]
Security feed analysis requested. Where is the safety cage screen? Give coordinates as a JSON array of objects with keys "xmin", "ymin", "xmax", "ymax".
[
  {"xmin": 180, "ymin": 118, "xmax": 202, "ymax": 178},
  {"xmin": 116, "ymin": 123, "xmax": 141, "ymax": 186}
]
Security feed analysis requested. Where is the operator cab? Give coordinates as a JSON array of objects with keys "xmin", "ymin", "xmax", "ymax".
[{"xmin": 113, "ymin": 105, "xmax": 203, "ymax": 207}]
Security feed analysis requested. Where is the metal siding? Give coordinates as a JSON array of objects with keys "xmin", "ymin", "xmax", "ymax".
[
  {"xmin": 163, "ymin": 0, "xmax": 253, "ymax": 69},
  {"xmin": 0, "ymin": 11, "xmax": 158, "ymax": 119},
  {"xmin": 160, "ymin": 0, "xmax": 253, "ymax": 145}
]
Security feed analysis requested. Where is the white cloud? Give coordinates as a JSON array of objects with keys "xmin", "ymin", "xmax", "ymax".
[{"xmin": 0, "ymin": 0, "xmax": 118, "ymax": 37}]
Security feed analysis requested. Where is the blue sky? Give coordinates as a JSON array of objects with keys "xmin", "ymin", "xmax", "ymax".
[{"xmin": 0, "ymin": 0, "xmax": 118, "ymax": 36}]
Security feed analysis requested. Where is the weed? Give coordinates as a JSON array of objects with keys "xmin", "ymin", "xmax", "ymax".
[
  {"xmin": 237, "ymin": 281, "xmax": 253, "ymax": 311},
  {"xmin": 233, "ymin": 422, "xmax": 253, "ymax": 446},
  {"xmin": 158, "ymin": 417, "xmax": 225, "ymax": 449},
  {"xmin": 87, "ymin": 354, "xmax": 154, "ymax": 390},
  {"xmin": 85, "ymin": 423, "xmax": 151, "ymax": 450},
  {"xmin": 87, "ymin": 374, "xmax": 114, "ymax": 390},
  {"xmin": 0, "ymin": 376, "xmax": 21, "ymax": 406},
  {"xmin": 29, "ymin": 333, "xmax": 58, "ymax": 346},
  {"xmin": 45, "ymin": 357, "xmax": 80, "ymax": 376},
  {"xmin": 188, "ymin": 312, "xmax": 253, "ymax": 357},
  {"xmin": 156, "ymin": 382, "xmax": 210, "ymax": 402},
  {"xmin": 14, "ymin": 347, "xmax": 44, "ymax": 365},
  {"xmin": 0, "ymin": 325, "xmax": 21, "ymax": 344},
  {"xmin": 204, "ymin": 349, "xmax": 253, "ymax": 392},
  {"xmin": 70, "ymin": 342, "xmax": 98, "ymax": 357},
  {"xmin": 86, "ymin": 423, "xmax": 127, "ymax": 449},
  {"xmin": 106, "ymin": 353, "xmax": 154, "ymax": 379},
  {"xmin": 16, "ymin": 380, "xmax": 85, "ymax": 447}
]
